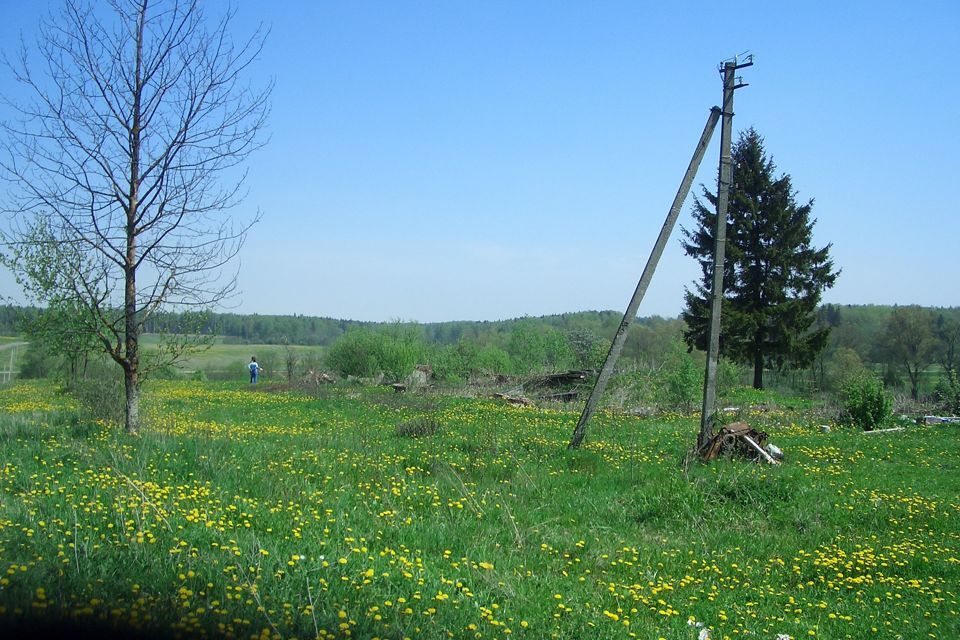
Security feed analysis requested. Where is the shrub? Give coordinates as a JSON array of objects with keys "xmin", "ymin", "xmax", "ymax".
[
  {"xmin": 471, "ymin": 345, "xmax": 513, "ymax": 377},
  {"xmin": 933, "ymin": 375, "xmax": 960, "ymax": 414},
  {"xmin": 430, "ymin": 343, "xmax": 472, "ymax": 383},
  {"xmin": 326, "ymin": 324, "xmax": 426, "ymax": 381},
  {"xmin": 507, "ymin": 322, "xmax": 575, "ymax": 375},
  {"xmin": 656, "ymin": 340, "xmax": 700, "ymax": 413},
  {"xmin": 842, "ymin": 373, "xmax": 891, "ymax": 430},
  {"xmin": 824, "ymin": 347, "xmax": 866, "ymax": 392},
  {"xmin": 565, "ymin": 329, "xmax": 606, "ymax": 370}
]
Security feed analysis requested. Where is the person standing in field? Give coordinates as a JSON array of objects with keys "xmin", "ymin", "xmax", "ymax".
[{"xmin": 249, "ymin": 357, "xmax": 260, "ymax": 384}]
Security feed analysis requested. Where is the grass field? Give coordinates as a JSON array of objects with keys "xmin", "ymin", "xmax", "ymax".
[
  {"xmin": 0, "ymin": 379, "xmax": 957, "ymax": 639},
  {"xmin": 134, "ymin": 336, "xmax": 326, "ymax": 381}
]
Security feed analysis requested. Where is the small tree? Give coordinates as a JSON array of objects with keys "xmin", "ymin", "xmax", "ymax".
[
  {"xmin": 681, "ymin": 128, "xmax": 838, "ymax": 389},
  {"xmin": 934, "ymin": 312, "xmax": 960, "ymax": 381},
  {"xmin": 0, "ymin": 0, "xmax": 270, "ymax": 432},
  {"xmin": 282, "ymin": 338, "xmax": 300, "ymax": 382},
  {"xmin": 880, "ymin": 306, "xmax": 937, "ymax": 401},
  {"xmin": 657, "ymin": 339, "xmax": 700, "ymax": 413},
  {"xmin": 843, "ymin": 373, "xmax": 891, "ymax": 431}
]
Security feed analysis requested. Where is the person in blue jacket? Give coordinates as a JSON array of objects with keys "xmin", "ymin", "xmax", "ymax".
[{"xmin": 248, "ymin": 356, "xmax": 260, "ymax": 384}]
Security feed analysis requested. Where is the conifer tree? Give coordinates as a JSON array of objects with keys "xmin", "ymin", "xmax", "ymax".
[{"xmin": 681, "ymin": 128, "xmax": 838, "ymax": 389}]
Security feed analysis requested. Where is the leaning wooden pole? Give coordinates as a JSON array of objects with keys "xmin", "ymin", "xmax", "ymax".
[
  {"xmin": 568, "ymin": 107, "xmax": 721, "ymax": 448},
  {"xmin": 697, "ymin": 57, "xmax": 751, "ymax": 451}
]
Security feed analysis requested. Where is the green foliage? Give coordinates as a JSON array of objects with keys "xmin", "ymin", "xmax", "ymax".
[
  {"xmin": 712, "ymin": 358, "xmax": 743, "ymax": 399},
  {"xmin": 934, "ymin": 312, "xmax": 960, "ymax": 380},
  {"xmin": 880, "ymin": 306, "xmax": 938, "ymax": 400},
  {"xmin": 606, "ymin": 366, "xmax": 657, "ymax": 410},
  {"xmin": 824, "ymin": 347, "xmax": 866, "ymax": 392},
  {"xmin": 657, "ymin": 340, "xmax": 701, "ymax": 413},
  {"xmin": 429, "ymin": 341, "xmax": 473, "ymax": 383},
  {"xmin": 17, "ymin": 343, "xmax": 59, "ymax": 380},
  {"xmin": 842, "ymin": 373, "xmax": 892, "ymax": 431},
  {"xmin": 325, "ymin": 324, "xmax": 427, "ymax": 381},
  {"xmin": 325, "ymin": 330, "xmax": 377, "ymax": 378},
  {"xmin": 933, "ymin": 375, "xmax": 960, "ymax": 415},
  {"xmin": 682, "ymin": 128, "xmax": 838, "ymax": 390},
  {"xmin": 507, "ymin": 321, "xmax": 576, "ymax": 374},
  {"xmin": 565, "ymin": 329, "xmax": 606, "ymax": 370}
]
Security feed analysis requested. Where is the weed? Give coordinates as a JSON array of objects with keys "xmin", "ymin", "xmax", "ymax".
[{"xmin": 395, "ymin": 417, "xmax": 442, "ymax": 438}]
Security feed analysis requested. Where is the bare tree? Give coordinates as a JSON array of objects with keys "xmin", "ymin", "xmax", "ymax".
[{"xmin": 0, "ymin": 0, "xmax": 271, "ymax": 432}]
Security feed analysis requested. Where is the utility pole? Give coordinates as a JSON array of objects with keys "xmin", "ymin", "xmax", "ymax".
[
  {"xmin": 569, "ymin": 107, "xmax": 721, "ymax": 448},
  {"xmin": 697, "ymin": 55, "xmax": 752, "ymax": 451}
]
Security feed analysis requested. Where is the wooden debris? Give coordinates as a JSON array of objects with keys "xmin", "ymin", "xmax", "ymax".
[
  {"xmin": 492, "ymin": 392, "xmax": 533, "ymax": 407},
  {"xmin": 304, "ymin": 370, "xmax": 335, "ymax": 385},
  {"xmin": 542, "ymin": 390, "xmax": 580, "ymax": 402},
  {"xmin": 862, "ymin": 427, "xmax": 905, "ymax": 434},
  {"xmin": 529, "ymin": 370, "xmax": 591, "ymax": 388}
]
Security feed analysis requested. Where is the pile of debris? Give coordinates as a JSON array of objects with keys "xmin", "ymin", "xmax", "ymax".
[
  {"xmin": 492, "ymin": 392, "xmax": 533, "ymax": 407},
  {"xmin": 697, "ymin": 422, "xmax": 783, "ymax": 464},
  {"xmin": 491, "ymin": 370, "xmax": 593, "ymax": 406}
]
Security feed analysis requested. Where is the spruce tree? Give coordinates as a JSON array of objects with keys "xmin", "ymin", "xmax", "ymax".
[{"xmin": 681, "ymin": 128, "xmax": 839, "ymax": 389}]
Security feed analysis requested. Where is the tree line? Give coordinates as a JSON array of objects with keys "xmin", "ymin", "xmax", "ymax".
[{"xmin": 4, "ymin": 302, "xmax": 957, "ymax": 394}]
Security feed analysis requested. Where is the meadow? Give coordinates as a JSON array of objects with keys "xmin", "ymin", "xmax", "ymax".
[
  {"xmin": 137, "ymin": 336, "xmax": 326, "ymax": 381},
  {"xmin": 0, "ymin": 378, "xmax": 957, "ymax": 639}
]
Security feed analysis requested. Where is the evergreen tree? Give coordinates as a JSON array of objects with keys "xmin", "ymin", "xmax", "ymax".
[{"xmin": 681, "ymin": 128, "xmax": 838, "ymax": 389}]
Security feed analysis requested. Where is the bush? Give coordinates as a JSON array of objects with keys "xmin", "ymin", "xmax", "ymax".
[
  {"xmin": 933, "ymin": 375, "xmax": 960, "ymax": 414},
  {"xmin": 326, "ymin": 324, "xmax": 426, "ymax": 381},
  {"xmin": 842, "ymin": 373, "xmax": 891, "ymax": 431},
  {"xmin": 507, "ymin": 322, "xmax": 575, "ymax": 375},
  {"xmin": 656, "ymin": 340, "xmax": 700, "ymax": 413},
  {"xmin": 824, "ymin": 347, "xmax": 866, "ymax": 392}
]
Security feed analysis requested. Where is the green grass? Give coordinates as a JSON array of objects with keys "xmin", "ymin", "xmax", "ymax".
[
  {"xmin": 137, "ymin": 336, "xmax": 327, "ymax": 381},
  {"xmin": 0, "ymin": 380, "xmax": 957, "ymax": 639}
]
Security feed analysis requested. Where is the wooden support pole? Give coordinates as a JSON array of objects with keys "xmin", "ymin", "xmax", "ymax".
[{"xmin": 568, "ymin": 107, "xmax": 721, "ymax": 448}]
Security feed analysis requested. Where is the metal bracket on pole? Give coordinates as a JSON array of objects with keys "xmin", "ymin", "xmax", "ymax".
[{"xmin": 568, "ymin": 107, "xmax": 722, "ymax": 449}]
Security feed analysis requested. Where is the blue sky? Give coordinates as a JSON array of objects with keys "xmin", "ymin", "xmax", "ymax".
[{"xmin": 1, "ymin": 0, "xmax": 958, "ymax": 322}]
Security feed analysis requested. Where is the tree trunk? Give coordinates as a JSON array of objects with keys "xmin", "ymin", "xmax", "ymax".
[
  {"xmin": 124, "ymin": 365, "xmax": 140, "ymax": 434},
  {"xmin": 907, "ymin": 364, "xmax": 920, "ymax": 401},
  {"xmin": 753, "ymin": 350, "xmax": 764, "ymax": 390},
  {"xmin": 122, "ymin": 6, "xmax": 145, "ymax": 435}
]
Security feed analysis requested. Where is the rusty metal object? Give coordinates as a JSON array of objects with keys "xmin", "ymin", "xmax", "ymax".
[{"xmin": 697, "ymin": 421, "xmax": 779, "ymax": 464}]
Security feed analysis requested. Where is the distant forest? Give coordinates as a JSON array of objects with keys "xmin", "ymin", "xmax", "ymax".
[{"xmin": 1, "ymin": 303, "xmax": 956, "ymax": 372}]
